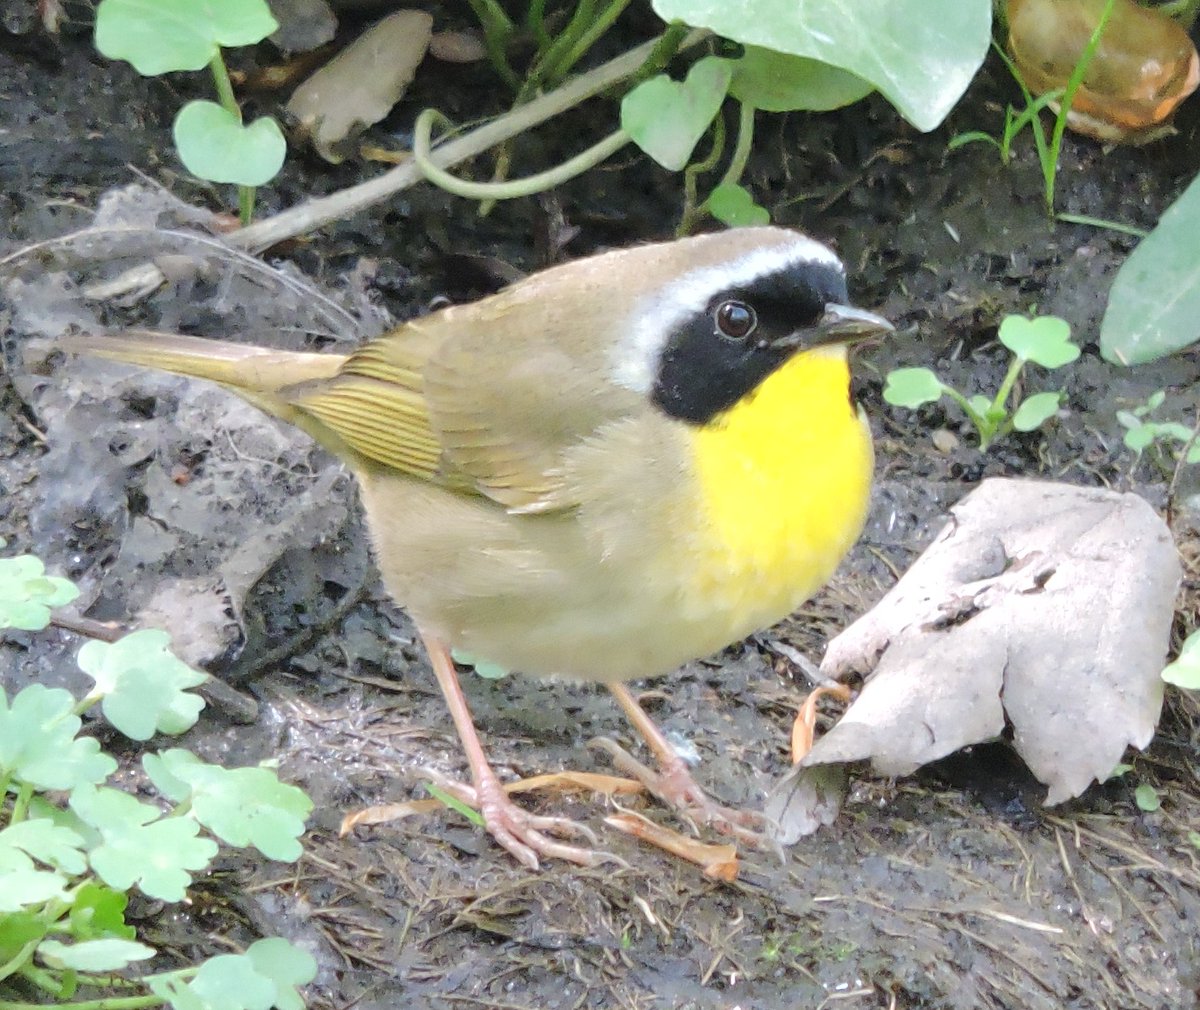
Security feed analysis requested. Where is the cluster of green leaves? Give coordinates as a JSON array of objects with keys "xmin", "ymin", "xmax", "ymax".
[
  {"xmin": 444, "ymin": 0, "xmax": 991, "ymax": 228},
  {"xmin": 0, "ymin": 547, "xmax": 316, "ymax": 1010},
  {"xmin": 883, "ymin": 314, "xmax": 1080, "ymax": 451},
  {"xmin": 94, "ymin": 0, "xmax": 286, "ymax": 224},
  {"xmin": 621, "ymin": 0, "xmax": 991, "ymax": 229},
  {"xmin": 1117, "ymin": 391, "xmax": 1200, "ymax": 470}
]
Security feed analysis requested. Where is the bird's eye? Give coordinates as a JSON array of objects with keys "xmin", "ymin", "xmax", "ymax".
[{"xmin": 713, "ymin": 300, "xmax": 757, "ymax": 340}]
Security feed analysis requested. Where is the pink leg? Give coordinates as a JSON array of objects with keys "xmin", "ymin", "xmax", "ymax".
[
  {"xmin": 602, "ymin": 682, "xmax": 766, "ymax": 846},
  {"xmin": 422, "ymin": 632, "xmax": 604, "ymax": 869}
]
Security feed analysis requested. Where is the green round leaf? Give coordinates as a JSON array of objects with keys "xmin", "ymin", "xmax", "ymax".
[
  {"xmin": 246, "ymin": 938, "xmax": 318, "ymax": 1010},
  {"xmin": 707, "ymin": 183, "xmax": 770, "ymax": 227},
  {"xmin": 730, "ymin": 46, "xmax": 873, "ymax": 112},
  {"xmin": 173, "ymin": 101, "xmax": 287, "ymax": 187},
  {"xmin": 1162, "ymin": 630, "xmax": 1200, "ymax": 689},
  {"xmin": 38, "ymin": 937, "xmax": 155, "ymax": 972},
  {"xmin": 78, "ymin": 629, "xmax": 207, "ymax": 741},
  {"xmin": 1011, "ymin": 390, "xmax": 1064, "ymax": 432},
  {"xmin": 1101, "ymin": 172, "xmax": 1200, "ymax": 365},
  {"xmin": 882, "ymin": 367, "xmax": 945, "ymax": 408},
  {"xmin": 0, "ymin": 685, "xmax": 116, "ymax": 790},
  {"xmin": 998, "ymin": 315, "xmax": 1079, "ymax": 368},
  {"xmin": 1122, "ymin": 423, "xmax": 1157, "ymax": 453},
  {"xmin": 651, "ymin": 0, "xmax": 991, "ymax": 131},
  {"xmin": 0, "ymin": 555, "xmax": 79, "ymax": 631},
  {"xmin": 620, "ymin": 56, "xmax": 733, "ymax": 171},
  {"xmin": 95, "ymin": 0, "xmax": 278, "ymax": 75},
  {"xmin": 1134, "ymin": 783, "xmax": 1161, "ymax": 813}
]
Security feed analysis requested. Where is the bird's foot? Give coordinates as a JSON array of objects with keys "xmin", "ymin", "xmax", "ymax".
[
  {"xmin": 589, "ymin": 737, "xmax": 769, "ymax": 849},
  {"xmin": 423, "ymin": 768, "xmax": 625, "ymax": 870}
]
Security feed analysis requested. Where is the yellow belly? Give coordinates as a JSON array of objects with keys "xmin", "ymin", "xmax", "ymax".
[{"xmin": 681, "ymin": 345, "xmax": 874, "ymax": 638}]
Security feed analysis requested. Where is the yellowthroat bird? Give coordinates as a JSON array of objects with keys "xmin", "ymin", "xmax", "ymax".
[{"xmin": 60, "ymin": 226, "xmax": 891, "ymax": 868}]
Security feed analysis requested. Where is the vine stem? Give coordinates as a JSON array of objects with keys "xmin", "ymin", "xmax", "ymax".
[{"xmin": 412, "ymin": 109, "xmax": 629, "ymax": 200}]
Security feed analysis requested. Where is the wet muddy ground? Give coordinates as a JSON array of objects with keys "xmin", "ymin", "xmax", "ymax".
[{"xmin": 3, "ymin": 12, "xmax": 1200, "ymax": 1010}]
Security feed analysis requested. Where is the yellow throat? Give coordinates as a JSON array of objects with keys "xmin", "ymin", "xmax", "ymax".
[{"xmin": 686, "ymin": 344, "xmax": 873, "ymax": 629}]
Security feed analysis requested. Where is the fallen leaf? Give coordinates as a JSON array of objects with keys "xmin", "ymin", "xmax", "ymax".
[
  {"xmin": 287, "ymin": 9, "xmax": 433, "ymax": 163},
  {"xmin": 605, "ymin": 812, "xmax": 739, "ymax": 881},
  {"xmin": 806, "ymin": 479, "xmax": 1178, "ymax": 804}
]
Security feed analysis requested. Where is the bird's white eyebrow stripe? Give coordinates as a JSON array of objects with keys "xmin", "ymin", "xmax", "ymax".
[{"xmin": 610, "ymin": 236, "xmax": 844, "ymax": 394}]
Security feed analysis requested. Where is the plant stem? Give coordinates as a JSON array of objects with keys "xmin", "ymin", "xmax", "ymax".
[
  {"xmin": 411, "ymin": 108, "xmax": 630, "ymax": 199},
  {"xmin": 1046, "ymin": 0, "xmax": 1115, "ymax": 210},
  {"xmin": 715, "ymin": 101, "xmax": 755, "ymax": 191},
  {"xmin": 628, "ymin": 22, "xmax": 691, "ymax": 87},
  {"xmin": 940, "ymin": 385, "xmax": 991, "ymax": 440},
  {"xmin": 208, "ymin": 50, "xmax": 255, "ymax": 225},
  {"xmin": 9, "ymin": 782, "xmax": 33, "ymax": 823},
  {"xmin": 522, "ymin": 0, "xmax": 597, "ymax": 97},
  {"xmin": 0, "ymin": 994, "xmax": 165, "ymax": 1010},
  {"xmin": 678, "ymin": 111, "xmax": 727, "ymax": 235},
  {"xmin": 991, "ymin": 355, "xmax": 1026, "ymax": 419},
  {"xmin": 526, "ymin": 0, "xmax": 550, "ymax": 51},
  {"xmin": 550, "ymin": 0, "xmax": 635, "ymax": 81},
  {"xmin": 1055, "ymin": 213, "xmax": 1149, "ymax": 237},
  {"xmin": 463, "ymin": 0, "xmax": 518, "ymax": 88}
]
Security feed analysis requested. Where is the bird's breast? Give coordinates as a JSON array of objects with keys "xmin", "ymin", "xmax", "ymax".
[{"xmin": 679, "ymin": 346, "xmax": 874, "ymax": 634}]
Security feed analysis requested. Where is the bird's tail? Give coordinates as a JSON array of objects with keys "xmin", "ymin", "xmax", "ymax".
[{"xmin": 56, "ymin": 330, "xmax": 354, "ymax": 454}]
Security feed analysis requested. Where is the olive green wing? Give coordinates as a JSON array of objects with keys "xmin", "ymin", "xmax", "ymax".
[{"xmin": 287, "ymin": 303, "xmax": 643, "ymax": 512}]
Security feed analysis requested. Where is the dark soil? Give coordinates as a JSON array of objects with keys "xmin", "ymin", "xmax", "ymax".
[{"xmin": 3, "ymin": 9, "xmax": 1200, "ymax": 1010}]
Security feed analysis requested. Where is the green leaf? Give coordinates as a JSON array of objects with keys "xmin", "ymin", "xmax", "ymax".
[
  {"xmin": 1123, "ymin": 422, "xmax": 1157, "ymax": 453},
  {"xmin": 1134, "ymin": 783, "xmax": 1161, "ymax": 812},
  {"xmin": 707, "ymin": 183, "xmax": 770, "ymax": 227},
  {"xmin": 78, "ymin": 629, "xmax": 207, "ymax": 741},
  {"xmin": 0, "ymin": 911, "xmax": 47, "ymax": 969},
  {"xmin": 143, "ymin": 750, "xmax": 312, "ymax": 862},
  {"xmin": 0, "ymin": 685, "xmax": 116, "ymax": 790},
  {"xmin": 0, "ymin": 555, "xmax": 79, "ymax": 631},
  {"xmin": 998, "ymin": 315, "xmax": 1079, "ymax": 368},
  {"xmin": 0, "ymin": 867, "xmax": 69, "ymax": 913},
  {"xmin": 170, "ymin": 940, "xmax": 316, "ymax": 1010},
  {"xmin": 452, "ymin": 649, "xmax": 510, "ymax": 680},
  {"xmin": 69, "ymin": 883, "xmax": 135, "ymax": 941},
  {"xmin": 620, "ymin": 56, "xmax": 733, "ymax": 171},
  {"xmin": 651, "ymin": 0, "xmax": 992, "ymax": 131},
  {"xmin": 424, "ymin": 782, "xmax": 485, "ymax": 827},
  {"xmin": 94, "ymin": 0, "xmax": 278, "ymax": 75},
  {"xmin": 149, "ymin": 976, "xmax": 209, "ymax": 1010},
  {"xmin": 245, "ymin": 938, "xmax": 318, "ymax": 1010},
  {"xmin": 1011, "ymin": 391, "xmax": 1064, "ymax": 432},
  {"xmin": 1101, "ymin": 172, "xmax": 1200, "ymax": 364},
  {"xmin": 0, "ymin": 820, "xmax": 87, "ymax": 875},
  {"xmin": 69, "ymin": 784, "xmax": 218, "ymax": 902},
  {"xmin": 38, "ymin": 937, "xmax": 155, "ymax": 972},
  {"xmin": 173, "ymin": 101, "xmax": 287, "ymax": 187},
  {"xmin": 729, "ymin": 46, "xmax": 873, "ymax": 112},
  {"xmin": 189, "ymin": 951, "xmax": 281, "ymax": 1010},
  {"xmin": 1162, "ymin": 629, "xmax": 1200, "ymax": 689},
  {"xmin": 882, "ymin": 367, "xmax": 945, "ymax": 408},
  {"xmin": 1189, "ymin": 830, "xmax": 1200, "ymax": 849}
]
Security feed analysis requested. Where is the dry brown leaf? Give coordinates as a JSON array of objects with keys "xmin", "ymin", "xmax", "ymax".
[
  {"xmin": 605, "ymin": 813, "xmax": 739, "ymax": 881},
  {"xmin": 805, "ymin": 479, "xmax": 1179, "ymax": 804},
  {"xmin": 287, "ymin": 9, "xmax": 433, "ymax": 163},
  {"xmin": 339, "ymin": 770, "xmax": 645, "ymax": 835}
]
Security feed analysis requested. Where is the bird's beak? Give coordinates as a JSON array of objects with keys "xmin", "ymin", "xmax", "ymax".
[
  {"xmin": 812, "ymin": 303, "xmax": 894, "ymax": 346},
  {"xmin": 769, "ymin": 303, "xmax": 893, "ymax": 351}
]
